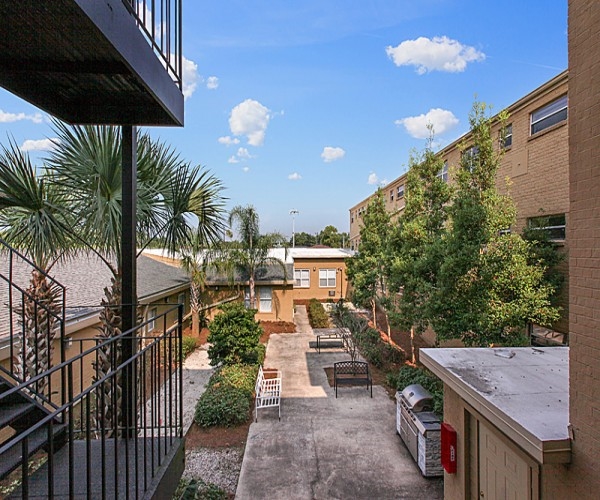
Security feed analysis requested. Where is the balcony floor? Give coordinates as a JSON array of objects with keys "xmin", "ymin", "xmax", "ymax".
[
  {"xmin": 8, "ymin": 436, "xmax": 184, "ymax": 499},
  {"xmin": 0, "ymin": 0, "xmax": 183, "ymax": 126}
]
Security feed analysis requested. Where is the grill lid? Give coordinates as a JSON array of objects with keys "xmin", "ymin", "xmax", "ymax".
[{"xmin": 401, "ymin": 384, "xmax": 433, "ymax": 412}]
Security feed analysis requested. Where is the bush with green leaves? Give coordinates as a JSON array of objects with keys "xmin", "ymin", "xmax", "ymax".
[
  {"xmin": 181, "ymin": 336, "xmax": 197, "ymax": 359},
  {"xmin": 176, "ymin": 478, "xmax": 228, "ymax": 500},
  {"xmin": 396, "ymin": 364, "xmax": 443, "ymax": 415},
  {"xmin": 194, "ymin": 363, "xmax": 258, "ymax": 427},
  {"xmin": 307, "ymin": 298, "xmax": 329, "ymax": 328},
  {"xmin": 195, "ymin": 384, "xmax": 251, "ymax": 427},
  {"xmin": 208, "ymin": 364, "xmax": 258, "ymax": 395},
  {"xmin": 207, "ymin": 302, "xmax": 263, "ymax": 366}
]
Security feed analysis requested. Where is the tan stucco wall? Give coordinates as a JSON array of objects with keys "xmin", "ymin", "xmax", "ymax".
[
  {"xmin": 201, "ymin": 284, "xmax": 294, "ymax": 323},
  {"xmin": 442, "ymin": 384, "xmax": 578, "ymax": 499},
  {"xmin": 442, "ymin": 385, "xmax": 468, "ymax": 500},
  {"xmin": 292, "ymin": 257, "xmax": 349, "ymax": 302}
]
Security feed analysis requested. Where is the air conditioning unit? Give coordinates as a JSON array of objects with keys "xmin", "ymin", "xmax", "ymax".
[{"xmin": 328, "ymin": 290, "xmax": 335, "ymax": 297}]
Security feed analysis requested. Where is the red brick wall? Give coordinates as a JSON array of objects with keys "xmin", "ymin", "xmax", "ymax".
[{"xmin": 568, "ymin": 0, "xmax": 600, "ymax": 495}]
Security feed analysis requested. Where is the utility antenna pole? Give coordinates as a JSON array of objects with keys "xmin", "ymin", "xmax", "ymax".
[{"xmin": 290, "ymin": 209, "xmax": 299, "ymax": 247}]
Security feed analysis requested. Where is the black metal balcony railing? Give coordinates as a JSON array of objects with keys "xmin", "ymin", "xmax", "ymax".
[
  {"xmin": 0, "ymin": 305, "xmax": 184, "ymax": 499},
  {"xmin": 123, "ymin": 0, "xmax": 183, "ymax": 90}
]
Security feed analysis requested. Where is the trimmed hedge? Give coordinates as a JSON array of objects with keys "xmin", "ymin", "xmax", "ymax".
[
  {"xmin": 194, "ymin": 363, "xmax": 259, "ymax": 428},
  {"xmin": 307, "ymin": 298, "xmax": 329, "ymax": 328}
]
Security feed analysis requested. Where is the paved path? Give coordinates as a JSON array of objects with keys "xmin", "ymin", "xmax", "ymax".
[{"xmin": 235, "ymin": 306, "xmax": 444, "ymax": 500}]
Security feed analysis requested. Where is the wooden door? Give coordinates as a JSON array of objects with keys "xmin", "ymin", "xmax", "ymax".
[{"xmin": 478, "ymin": 420, "xmax": 532, "ymax": 500}]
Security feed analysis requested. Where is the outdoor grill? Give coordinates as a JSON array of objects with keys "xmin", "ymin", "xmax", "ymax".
[{"xmin": 396, "ymin": 384, "xmax": 443, "ymax": 477}]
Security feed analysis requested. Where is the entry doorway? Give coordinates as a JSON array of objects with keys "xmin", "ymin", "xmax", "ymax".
[{"xmin": 467, "ymin": 411, "xmax": 539, "ymax": 499}]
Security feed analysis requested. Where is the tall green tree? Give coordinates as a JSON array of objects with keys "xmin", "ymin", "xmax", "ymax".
[
  {"xmin": 289, "ymin": 231, "xmax": 316, "ymax": 247},
  {"xmin": 430, "ymin": 103, "xmax": 560, "ymax": 346},
  {"xmin": 318, "ymin": 225, "xmax": 343, "ymax": 247},
  {"xmin": 386, "ymin": 133, "xmax": 452, "ymax": 358},
  {"xmin": 346, "ymin": 189, "xmax": 391, "ymax": 329},
  {"xmin": 0, "ymin": 142, "xmax": 74, "ymax": 393},
  {"xmin": 227, "ymin": 205, "xmax": 287, "ymax": 309}
]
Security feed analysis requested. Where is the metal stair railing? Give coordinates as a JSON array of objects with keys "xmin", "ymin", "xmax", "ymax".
[
  {"xmin": 0, "ymin": 239, "xmax": 66, "ymax": 407},
  {"xmin": 0, "ymin": 303, "xmax": 184, "ymax": 499}
]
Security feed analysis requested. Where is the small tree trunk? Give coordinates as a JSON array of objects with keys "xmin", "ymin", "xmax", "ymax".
[
  {"xmin": 371, "ymin": 298, "xmax": 377, "ymax": 329},
  {"xmin": 410, "ymin": 326, "xmax": 416, "ymax": 364},
  {"xmin": 190, "ymin": 282, "xmax": 201, "ymax": 336},
  {"xmin": 94, "ymin": 275, "xmax": 123, "ymax": 437},
  {"xmin": 249, "ymin": 275, "xmax": 256, "ymax": 309},
  {"xmin": 14, "ymin": 270, "xmax": 61, "ymax": 398}
]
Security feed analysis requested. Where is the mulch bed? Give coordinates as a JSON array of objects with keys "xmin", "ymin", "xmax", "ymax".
[{"xmin": 186, "ymin": 420, "xmax": 251, "ymax": 449}]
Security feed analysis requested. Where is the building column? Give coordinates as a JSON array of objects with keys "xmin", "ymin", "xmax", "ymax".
[{"xmin": 121, "ymin": 125, "xmax": 138, "ymax": 434}]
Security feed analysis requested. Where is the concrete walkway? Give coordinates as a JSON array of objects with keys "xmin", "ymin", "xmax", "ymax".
[{"xmin": 235, "ymin": 306, "xmax": 444, "ymax": 500}]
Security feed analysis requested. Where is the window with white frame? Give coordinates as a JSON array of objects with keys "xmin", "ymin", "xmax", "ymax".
[
  {"xmin": 463, "ymin": 146, "xmax": 479, "ymax": 171},
  {"xmin": 259, "ymin": 287, "xmax": 272, "ymax": 313},
  {"xmin": 527, "ymin": 213, "xmax": 566, "ymax": 240},
  {"xmin": 397, "ymin": 184, "xmax": 405, "ymax": 198},
  {"xmin": 500, "ymin": 123, "xmax": 513, "ymax": 149},
  {"xmin": 319, "ymin": 269, "xmax": 336, "ymax": 288},
  {"xmin": 294, "ymin": 269, "xmax": 310, "ymax": 288},
  {"xmin": 530, "ymin": 95, "xmax": 567, "ymax": 135},
  {"xmin": 148, "ymin": 307, "xmax": 158, "ymax": 331},
  {"xmin": 390, "ymin": 190, "xmax": 394, "ymax": 202},
  {"xmin": 437, "ymin": 161, "xmax": 449, "ymax": 183}
]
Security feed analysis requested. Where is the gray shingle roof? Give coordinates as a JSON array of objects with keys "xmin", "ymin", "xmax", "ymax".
[{"xmin": 0, "ymin": 252, "xmax": 190, "ymax": 333}]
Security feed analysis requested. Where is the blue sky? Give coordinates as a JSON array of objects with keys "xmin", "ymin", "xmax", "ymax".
[{"xmin": 0, "ymin": 0, "xmax": 567, "ymax": 237}]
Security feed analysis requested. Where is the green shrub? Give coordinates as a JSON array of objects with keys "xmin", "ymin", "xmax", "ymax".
[
  {"xmin": 396, "ymin": 364, "xmax": 444, "ymax": 415},
  {"xmin": 175, "ymin": 478, "xmax": 228, "ymax": 500},
  {"xmin": 195, "ymin": 384, "xmax": 252, "ymax": 427},
  {"xmin": 307, "ymin": 298, "xmax": 329, "ymax": 328},
  {"xmin": 195, "ymin": 363, "xmax": 259, "ymax": 427},
  {"xmin": 207, "ymin": 302, "xmax": 263, "ymax": 366},
  {"xmin": 181, "ymin": 336, "xmax": 197, "ymax": 359},
  {"xmin": 209, "ymin": 364, "xmax": 258, "ymax": 396}
]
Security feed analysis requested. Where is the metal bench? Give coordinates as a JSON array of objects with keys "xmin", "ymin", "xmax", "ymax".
[
  {"xmin": 255, "ymin": 365, "xmax": 282, "ymax": 422},
  {"xmin": 333, "ymin": 361, "xmax": 372, "ymax": 398}
]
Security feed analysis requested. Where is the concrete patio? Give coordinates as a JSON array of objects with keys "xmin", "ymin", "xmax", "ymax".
[{"xmin": 235, "ymin": 306, "xmax": 444, "ymax": 499}]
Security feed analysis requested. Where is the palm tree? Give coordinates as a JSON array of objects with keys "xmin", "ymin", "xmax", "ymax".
[
  {"xmin": 46, "ymin": 122, "xmax": 226, "ymax": 431},
  {"xmin": 0, "ymin": 141, "xmax": 73, "ymax": 395},
  {"xmin": 227, "ymin": 205, "xmax": 288, "ymax": 309}
]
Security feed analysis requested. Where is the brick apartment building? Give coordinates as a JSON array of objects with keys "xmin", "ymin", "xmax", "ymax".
[
  {"xmin": 416, "ymin": 3, "xmax": 600, "ymax": 497},
  {"xmin": 349, "ymin": 70, "xmax": 570, "ymax": 339}
]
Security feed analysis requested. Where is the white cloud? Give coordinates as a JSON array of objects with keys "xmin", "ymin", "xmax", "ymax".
[
  {"xmin": 20, "ymin": 138, "xmax": 60, "ymax": 152},
  {"xmin": 395, "ymin": 108, "xmax": 459, "ymax": 139},
  {"xmin": 368, "ymin": 173, "xmax": 379, "ymax": 185},
  {"xmin": 182, "ymin": 56, "xmax": 199, "ymax": 100},
  {"xmin": 236, "ymin": 147, "xmax": 253, "ymax": 159},
  {"xmin": 206, "ymin": 76, "xmax": 219, "ymax": 90},
  {"xmin": 0, "ymin": 110, "xmax": 43, "ymax": 124},
  {"xmin": 386, "ymin": 36, "xmax": 485, "ymax": 74},
  {"xmin": 321, "ymin": 146, "xmax": 346, "ymax": 163},
  {"xmin": 229, "ymin": 99, "xmax": 271, "ymax": 146},
  {"xmin": 218, "ymin": 136, "xmax": 240, "ymax": 146},
  {"xmin": 228, "ymin": 156, "xmax": 239, "ymax": 164},
  {"xmin": 288, "ymin": 172, "xmax": 302, "ymax": 181},
  {"xmin": 242, "ymin": 166, "xmax": 250, "ymax": 172}
]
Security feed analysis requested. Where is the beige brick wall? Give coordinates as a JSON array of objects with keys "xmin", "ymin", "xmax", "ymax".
[{"xmin": 568, "ymin": 1, "xmax": 600, "ymax": 495}]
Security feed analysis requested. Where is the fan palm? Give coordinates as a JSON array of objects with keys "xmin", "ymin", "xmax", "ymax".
[
  {"xmin": 0, "ymin": 141, "xmax": 73, "ymax": 395},
  {"xmin": 46, "ymin": 121, "xmax": 226, "ymax": 431},
  {"xmin": 227, "ymin": 205, "xmax": 288, "ymax": 309}
]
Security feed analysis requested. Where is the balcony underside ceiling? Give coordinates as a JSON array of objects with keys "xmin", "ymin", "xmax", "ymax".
[{"xmin": 0, "ymin": 0, "xmax": 183, "ymax": 126}]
